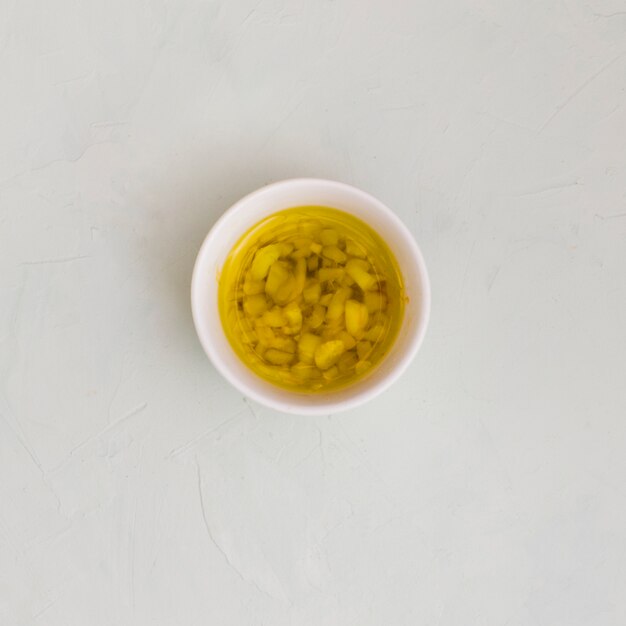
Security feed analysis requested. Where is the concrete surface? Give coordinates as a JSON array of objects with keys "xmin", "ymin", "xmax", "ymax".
[{"xmin": 1, "ymin": 1, "xmax": 626, "ymax": 624}]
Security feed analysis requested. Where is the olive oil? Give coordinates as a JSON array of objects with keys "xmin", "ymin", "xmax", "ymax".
[{"xmin": 218, "ymin": 206, "xmax": 405, "ymax": 392}]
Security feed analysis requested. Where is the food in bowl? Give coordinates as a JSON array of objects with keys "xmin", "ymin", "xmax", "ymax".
[{"xmin": 218, "ymin": 206, "xmax": 406, "ymax": 391}]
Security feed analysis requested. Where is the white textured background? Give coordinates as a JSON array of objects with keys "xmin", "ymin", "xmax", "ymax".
[{"xmin": 1, "ymin": 1, "xmax": 626, "ymax": 624}]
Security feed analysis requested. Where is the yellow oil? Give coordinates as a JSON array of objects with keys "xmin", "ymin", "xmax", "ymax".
[{"xmin": 218, "ymin": 206, "xmax": 405, "ymax": 392}]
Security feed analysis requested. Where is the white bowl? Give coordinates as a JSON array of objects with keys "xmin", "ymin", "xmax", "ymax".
[{"xmin": 191, "ymin": 178, "xmax": 430, "ymax": 415}]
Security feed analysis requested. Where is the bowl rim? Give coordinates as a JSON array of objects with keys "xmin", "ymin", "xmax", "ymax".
[{"xmin": 191, "ymin": 177, "xmax": 431, "ymax": 415}]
